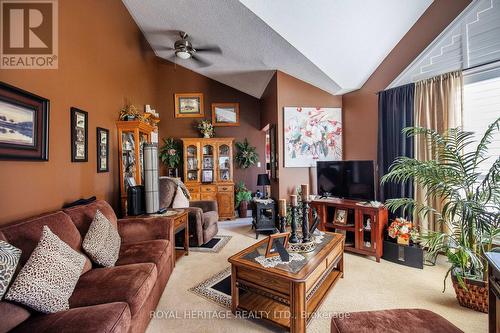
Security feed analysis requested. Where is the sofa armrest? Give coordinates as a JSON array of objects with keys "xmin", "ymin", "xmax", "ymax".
[
  {"xmin": 117, "ymin": 216, "xmax": 174, "ymax": 244},
  {"xmin": 190, "ymin": 200, "xmax": 218, "ymax": 213}
]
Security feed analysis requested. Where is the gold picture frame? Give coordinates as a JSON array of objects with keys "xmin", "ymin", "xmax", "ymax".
[
  {"xmin": 334, "ymin": 209, "xmax": 347, "ymax": 225},
  {"xmin": 211, "ymin": 103, "xmax": 240, "ymax": 126},
  {"xmin": 265, "ymin": 232, "xmax": 290, "ymax": 258},
  {"xmin": 174, "ymin": 93, "xmax": 204, "ymax": 118}
]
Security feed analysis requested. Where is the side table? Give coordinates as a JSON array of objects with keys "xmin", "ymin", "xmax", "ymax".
[
  {"xmin": 251, "ymin": 199, "xmax": 277, "ymax": 239},
  {"xmin": 148, "ymin": 209, "xmax": 189, "ymax": 263}
]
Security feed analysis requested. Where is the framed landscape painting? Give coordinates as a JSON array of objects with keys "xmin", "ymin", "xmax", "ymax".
[
  {"xmin": 283, "ymin": 107, "xmax": 342, "ymax": 167},
  {"xmin": 211, "ymin": 103, "xmax": 240, "ymax": 126},
  {"xmin": 0, "ymin": 82, "xmax": 49, "ymax": 160},
  {"xmin": 70, "ymin": 107, "xmax": 88, "ymax": 162},
  {"xmin": 174, "ymin": 93, "xmax": 204, "ymax": 118}
]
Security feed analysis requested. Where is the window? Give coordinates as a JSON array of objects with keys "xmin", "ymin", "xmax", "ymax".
[{"xmin": 463, "ymin": 65, "xmax": 500, "ymax": 177}]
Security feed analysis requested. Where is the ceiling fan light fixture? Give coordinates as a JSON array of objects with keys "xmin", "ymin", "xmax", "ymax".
[{"xmin": 175, "ymin": 50, "xmax": 191, "ymax": 59}]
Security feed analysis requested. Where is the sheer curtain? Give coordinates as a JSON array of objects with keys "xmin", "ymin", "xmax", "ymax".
[{"xmin": 414, "ymin": 71, "xmax": 463, "ymax": 232}]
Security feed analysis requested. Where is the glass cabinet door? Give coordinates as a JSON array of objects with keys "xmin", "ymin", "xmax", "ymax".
[
  {"xmin": 218, "ymin": 144, "xmax": 231, "ymax": 182},
  {"xmin": 139, "ymin": 132, "xmax": 148, "ymax": 184},
  {"xmin": 202, "ymin": 144, "xmax": 215, "ymax": 183},
  {"xmin": 186, "ymin": 144, "xmax": 199, "ymax": 182},
  {"xmin": 121, "ymin": 132, "xmax": 136, "ymax": 194},
  {"xmin": 359, "ymin": 213, "xmax": 375, "ymax": 252}
]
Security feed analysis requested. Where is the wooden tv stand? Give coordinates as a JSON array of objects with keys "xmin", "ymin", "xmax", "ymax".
[{"xmin": 311, "ymin": 198, "xmax": 388, "ymax": 262}]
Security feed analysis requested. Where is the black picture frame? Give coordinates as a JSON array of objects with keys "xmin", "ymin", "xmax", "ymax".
[
  {"xmin": 0, "ymin": 81, "xmax": 49, "ymax": 160},
  {"xmin": 96, "ymin": 127, "xmax": 109, "ymax": 172},
  {"xmin": 70, "ymin": 107, "xmax": 88, "ymax": 162}
]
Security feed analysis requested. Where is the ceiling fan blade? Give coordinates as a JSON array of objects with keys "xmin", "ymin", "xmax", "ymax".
[
  {"xmin": 152, "ymin": 46, "xmax": 174, "ymax": 51},
  {"xmin": 194, "ymin": 45, "xmax": 222, "ymax": 54},
  {"xmin": 191, "ymin": 54, "xmax": 211, "ymax": 68}
]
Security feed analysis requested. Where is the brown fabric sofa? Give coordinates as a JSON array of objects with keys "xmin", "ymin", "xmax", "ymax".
[
  {"xmin": 159, "ymin": 177, "xmax": 219, "ymax": 246},
  {"xmin": 0, "ymin": 200, "xmax": 174, "ymax": 333}
]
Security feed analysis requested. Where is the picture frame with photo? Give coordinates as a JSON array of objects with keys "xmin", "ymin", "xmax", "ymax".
[
  {"xmin": 265, "ymin": 232, "xmax": 290, "ymax": 258},
  {"xmin": 0, "ymin": 82, "xmax": 49, "ymax": 161},
  {"xmin": 334, "ymin": 209, "xmax": 347, "ymax": 225},
  {"xmin": 211, "ymin": 103, "xmax": 239, "ymax": 126},
  {"xmin": 202, "ymin": 169, "xmax": 213, "ymax": 183},
  {"xmin": 174, "ymin": 93, "xmax": 204, "ymax": 118},
  {"xmin": 70, "ymin": 107, "xmax": 88, "ymax": 162},
  {"xmin": 96, "ymin": 127, "xmax": 109, "ymax": 172}
]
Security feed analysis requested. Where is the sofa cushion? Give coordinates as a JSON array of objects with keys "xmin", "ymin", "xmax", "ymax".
[
  {"xmin": 6, "ymin": 226, "xmax": 86, "ymax": 313},
  {"xmin": 202, "ymin": 211, "xmax": 219, "ymax": 229},
  {"xmin": 11, "ymin": 302, "xmax": 131, "ymax": 333},
  {"xmin": 172, "ymin": 186, "xmax": 189, "ymax": 208},
  {"xmin": 83, "ymin": 210, "xmax": 121, "ymax": 267},
  {"xmin": 0, "ymin": 211, "xmax": 92, "ymax": 274},
  {"xmin": 70, "ymin": 263, "xmax": 157, "ymax": 316},
  {"xmin": 0, "ymin": 240, "xmax": 21, "ymax": 299},
  {"xmin": 64, "ymin": 200, "xmax": 118, "ymax": 237},
  {"xmin": 159, "ymin": 177, "xmax": 177, "ymax": 208},
  {"xmin": 0, "ymin": 301, "xmax": 31, "ymax": 333},
  {"xmin": 116, "ymin": 239, "xmax": 171, "ymax": 273}
]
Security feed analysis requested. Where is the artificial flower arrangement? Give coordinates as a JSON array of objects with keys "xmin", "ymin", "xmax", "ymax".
[
  {"xmin": 197, "ymin": 119, "xmax": 215, "ymax": 138},
  {"xmin": 387, "ymin": 217, "xmax": 417, "ymax": 246}
]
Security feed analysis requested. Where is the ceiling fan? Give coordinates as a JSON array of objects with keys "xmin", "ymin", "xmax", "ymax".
[{"xmin": 154, "ymin": 31, "xmax": 222, "ymax": 67}]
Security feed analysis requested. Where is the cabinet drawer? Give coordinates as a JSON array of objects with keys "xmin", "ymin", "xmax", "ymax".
[
  {"xmin": 201, "ymin": 185, "xmax": 217, "ymax": 193},
  {"xmin": 187, "ymin": 186, "xmax": 200, "ymax": 193},
  {"xmin": 201, "ymin": 193, "xmax": 217, "ymax": 200},
  {"xmin": 305, "ymin": 258, "xmax": 328, "ymax": 291},
  {"xmin": 327, "ymin": 242, "xmax": 343, "ymax": 267},
  {"xmin": 174, "ymin": 214, "xmax": 188, "ymax": 230},
  {"xmin": 218, "ymin": 185, "xmax": 233, "ymax": 192},
  {"xmin": 190, "ymin": 193, "xmax": 201, "ymax": 201}
]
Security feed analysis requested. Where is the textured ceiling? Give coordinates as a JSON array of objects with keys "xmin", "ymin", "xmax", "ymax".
[{"xmin": 122, "ymin": 0, "xmax": 432, "ymax": 98}]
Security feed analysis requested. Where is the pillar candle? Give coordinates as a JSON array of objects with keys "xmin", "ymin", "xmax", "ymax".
[
  {"xmin": 290, "ymin": 194, "xmax": 298, "ymax": 207},
  {"xmin": 301, "ymin": 184, "xmax": 309, "ymax": 201},
  {"xmin": 279, "ymin": 199, "xmax": 287, "ymax": 217}
]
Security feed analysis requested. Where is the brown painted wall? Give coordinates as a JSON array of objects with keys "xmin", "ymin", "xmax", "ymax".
[
  {"xmin": 0, "ymin": 0, "xmax": 158, "ymax": 225},
  {"xmin": 155, "ymin": 60, "xmax": 266, "ymax": 192},
  {"xmin": 343, "ymin": 0, "xmax": 471, "ymax": 161}
]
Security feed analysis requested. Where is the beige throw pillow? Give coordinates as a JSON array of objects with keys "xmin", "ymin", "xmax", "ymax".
[
  {"xmin": 172, "ymin": 185, "xmax": 190, "ymax": 208},
  {"xmin": 82, "ymin": 210, "xmax": 121, "ymax": 267},
  {"xmin": 5, "ymin": 226, "xmax": 86, "ymax": 313}
]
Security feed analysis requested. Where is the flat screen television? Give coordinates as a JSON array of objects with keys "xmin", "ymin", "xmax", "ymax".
[{"xmin": 316, "ymin": 160, "xmax": 376, "ymax": 201}]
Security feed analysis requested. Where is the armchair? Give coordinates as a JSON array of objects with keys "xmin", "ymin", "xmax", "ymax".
[{"xmin": 159, "ymin": 177, "xmax": 219, "ymax": 246}]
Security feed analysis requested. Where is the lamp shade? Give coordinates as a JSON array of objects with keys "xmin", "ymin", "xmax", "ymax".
[{"xmin": 257, "ymin": 173, "xmax": 271, "ymax": 186}]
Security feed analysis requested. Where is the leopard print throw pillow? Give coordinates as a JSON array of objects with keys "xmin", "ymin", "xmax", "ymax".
[
  {"xmin": 5, "ymin": 226, "xmax": 86, "ymax": 313},
  {"xmin": 82, "ymin": 209, "xmax": 121, "ymax": 267},
  {"xmin": 0, "ymin": 240, "xmax": 22, "ymax": 299}
]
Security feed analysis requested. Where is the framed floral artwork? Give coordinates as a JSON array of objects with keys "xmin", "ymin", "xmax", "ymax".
[{"xmin": 283, "ymin": 107, "xmax": 342, "ymax": 167}]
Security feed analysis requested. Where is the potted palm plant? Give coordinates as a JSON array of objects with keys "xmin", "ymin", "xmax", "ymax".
[
  {"xmin": 235, "ymin": 181, "xmax": 252, "ymax": 218},
  {"xmin": 235, "ymin": 138, "xmax": 259, "ymax": 169},
  {"xmin": 381, "ymin": 118, "xmax": 499, "ymax": 313}
]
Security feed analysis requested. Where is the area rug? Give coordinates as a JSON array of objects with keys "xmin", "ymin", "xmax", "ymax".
[
  {"xmin": 188, "ymin": 235, "xmax": 232, "ymax": 253},
  {"xmin": 189, "ymin": 266, "xmax": 232, "ymax": 308}
]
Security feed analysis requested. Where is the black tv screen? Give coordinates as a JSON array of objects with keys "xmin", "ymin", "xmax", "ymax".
[{"xmin": 317, "ymin": 160, "xmax": 376, "ymax": 201}]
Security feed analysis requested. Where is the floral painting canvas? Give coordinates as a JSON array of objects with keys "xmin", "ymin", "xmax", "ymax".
[{"xmin": 284, "ymin": 107, "xmax": 342, "ymax": 167}]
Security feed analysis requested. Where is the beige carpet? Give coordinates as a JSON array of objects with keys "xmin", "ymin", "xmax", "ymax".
[{"xmin": 147, "ymin": 219, "xmax": 486, "ymax": 333}]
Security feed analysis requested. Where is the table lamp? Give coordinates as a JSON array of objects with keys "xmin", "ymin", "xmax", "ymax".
[{"xmin": 257, "ymin": 173, "xmax": 271, "ymax": 199}]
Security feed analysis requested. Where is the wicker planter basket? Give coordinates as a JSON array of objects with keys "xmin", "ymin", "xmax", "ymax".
[{"xmin": 451, "ymin": 272, "xmax": 488, "ymax": 313}]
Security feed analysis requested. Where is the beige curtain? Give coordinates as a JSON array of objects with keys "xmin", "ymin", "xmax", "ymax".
[{"xmin": 414, "ymin": 71, "xmax": 463, "ymax": 233}]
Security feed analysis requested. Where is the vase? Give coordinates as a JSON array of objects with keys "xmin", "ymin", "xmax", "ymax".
[
  {"xmin": 238, "ymin": 201, "xmax": 248, "ymax": 218},
  {"xmin": 203, "ymin": 132, "xmax": 211, "ymax": 138},
  {"xmin": 397, "ymin": 235, "xmax": 409, "ymax": 246},
  {"xmin": 451, "ymin": 271, "xmax": 488, "ymax": 313}
]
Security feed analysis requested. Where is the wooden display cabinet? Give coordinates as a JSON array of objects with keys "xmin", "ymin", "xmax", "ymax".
[
  {"xmin": 311, "ymin": 198, "xmax": 388, "ymax": 262},
  {"xmin": 181, "ymin": 138, "xmax": 235, "ymax": 220},
  {"xmin": 116, "ymin": 120, "xmax": 156, "ymax": 216}
]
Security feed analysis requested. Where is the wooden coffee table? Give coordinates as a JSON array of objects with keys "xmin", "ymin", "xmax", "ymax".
[{"xmin": 228, "ymin": 232, "xmax": 344, "ymax": 333}]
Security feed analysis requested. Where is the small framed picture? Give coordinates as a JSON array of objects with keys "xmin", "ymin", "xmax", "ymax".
[
  {"xmin": 0, "ymin": 82, "xmax": 49, "ymax": 160},
  {"xmin": 211, "ymin": 103, "xmax": 239, "ymax": 126},
  {"xmin": 174, "ymin": 93, "xmax": 204, "ymax": 118},
  {"xmin": 265, "ymin": 232, "xmax": 290, "ymax": 258},
  {"xmin": 202, "ymin": 169, "xmax": 213, "ymax": 183},
  {"xmin": 203, "ymin": 157, "xmax": 213, "ymax": 169},
  {"xmin": 70, "ymin": 107, "xmax": 88, "ymax": 162},
  {"xmin": 334, "ymin": 209, "xmax": 347, "ymax": 225},
  {"xmin": 96, "ymin": 127, "xmax": 109, "ymax": 172}
]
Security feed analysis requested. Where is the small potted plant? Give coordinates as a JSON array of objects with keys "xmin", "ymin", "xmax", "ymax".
[
  {"xmin": 197, "ymin": 120, "xmax": 215, "ymax": 138},
  {"xmin": 235, "ymin": 181, "xmax": 252, "ymax": 218},
  {"xmin": 235, "ymin": 138, "xmax": 259, "ymax": 169},
  {"xmin": 159, "ymin": 138, "xmax": 181, "ymax": 177}
]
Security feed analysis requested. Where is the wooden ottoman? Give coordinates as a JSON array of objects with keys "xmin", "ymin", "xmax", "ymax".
[{"xmin": 331, "ymin": 309, "xmax": 463, "ymax": 333}]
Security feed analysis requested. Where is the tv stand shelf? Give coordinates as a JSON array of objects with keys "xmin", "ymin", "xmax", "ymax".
[{"xmin": 312, "ymin": 198, "xmax": 388, "ymax": 262}]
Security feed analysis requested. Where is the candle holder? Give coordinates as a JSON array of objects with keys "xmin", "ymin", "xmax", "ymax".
[
  {"xmin": 302, "ymin": 200, "xmax": 311, "ymax": 243},
  {"xmin": 279, "ymin": 215, "xmax": 287, "ymax": 233},
  {"xmin": 289, "ymin": 206, "xmax": 299, "ymax": 243}
]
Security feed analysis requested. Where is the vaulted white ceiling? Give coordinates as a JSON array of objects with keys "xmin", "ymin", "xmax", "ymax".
[{"xmin": 123, "ymin": 0, "xmax": 432, "ymax": 98}]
